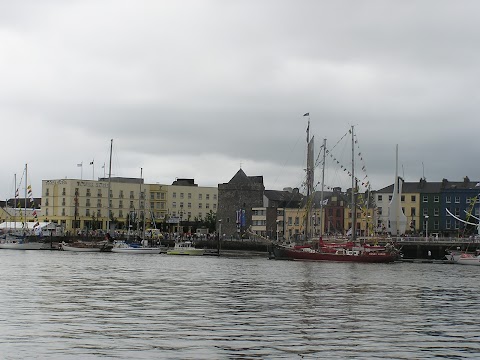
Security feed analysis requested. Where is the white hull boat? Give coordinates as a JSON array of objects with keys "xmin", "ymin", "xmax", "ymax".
[
  {"xmin": 167, "ymin": 241, "xmax": 205, "ymax": 256},
  {"xmin": 60, "ymin": 241, "xmax": 111, "ymax": 252},
  {"xmin": 0, "ymin": 240, "xmax": 45, "ymax": 250},
  {"xmin": 111, "ymin": 241, "xmax": 166, "ymax": 254},
  {"xmin": 457, "ymin": 254, "xmax": 480, "ymax": 266}
]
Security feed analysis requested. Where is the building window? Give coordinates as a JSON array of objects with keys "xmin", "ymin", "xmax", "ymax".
[
  {"xmin": 401, "ymin": 195, "xmax": 405, "ymax": 202},
  {"xmin": 288, "ymin": 217, "xmax": 292, "ymax": 225},
  {"xmin": 389, "ymin": 195, "xmax": 392, "ymax": 201},
  {"xmin": 86, "ymin": 209, "xmax": 90, "ymax": 216},
  {"xmin": 423, "ymin": 209, "xmax": 428, "ymax": 216},
  {"xmin": 455, "ymin": 196, "xmax": 460, "ymax": 203},
  {"xmin": 411, "ymin": 208, "xmax": 416, "ymax": 216},
  {"xmin": 45, "ymin": 209, "xmax": 49, "ymax": 216},
  {"xmin": 45, "ymin": 189, "xmax": 50, "ymax": 196},
  {"xmin": 62, "ymin": 208, "xmax": 65, "ymax": 216},
  {"xmin": 434, "ymin": 196, "xmax": 439, "ymax": 203},
  {"xmin": 294, "ymin": 217, "xmax": 299, "ymax": 225},
  {"xmin": 446, "ymin": 196, "xmax": 451, "ymax": 203},
  {"xmin": 86, "ymin": 189, "xmax": 91, "ymax": 197},
  {"xmin": 173, "ymin": 192, "xmax": 176, "ymax": 198},
  {"xmin": 97, "ymin": 201, "xmax": 102, "ymax": 208},
  {"xmin": 188, "ymin": 203, "xmax": 192, "ymax": 208},
  {"xmin": 97, "ymin": 190, "xmax": 102, "ymax": 197},
  {"xmin": 199, "ymin": 194, "xmax": 202, "ymax": 200},
  {"xmin": 434, "ymin": 208, "xmax": 439, "ymax": 216},
  {"xmin": 180, "ymin": 193, "xmax": 184, "ymax": 199},
  {"xmin": 446, "ymin": 219, "xmax": 451, "ymax": 229},
  {"xmin": 411, "ymin": 195, "xmax": 416, "ymax": 202},
  {"xmin": 206, "ymin": 194, "xmax": 210, "ymax": 200},
  {"xmin": 199, "ymin": 203, "xmax": 202, "ymax": 209},
  {"xmin": 188, "ymin": 193, "xmax": 192, "ymax": 199},
  {"xmin": 206, "ymin": 203, "xmax": 210, "ymax": 209},
  {"xmin": 129, "ymin": 201, "xmax": 134, "ymax": 209},
  {"xmin": 434, "ymin": 220, "xmax": 439, "ymax": 230},
  {"xmin": 213, "ymin": 204, "xmax": 217, "ymax": 210},
  {"xmin": 62, "ymin": 188, "xmax": 66, "ymax": 196},
  {"xmin": 45, "ymin": 199, "xmax": 49, "ymax": 206},
  {"xmin": 214, "ymin": 194, "xmax": 217, "ymax": 200},
  {"xmin": 119, "ymin": 200, "xmax": 123, "ymax": 208},
  {"xmin": 120, "ymin": 190, "xmax": 124, "ymax": 198},
  {"xmin": 173, "ymin": 202, "xmax": 177, "ymax": 208},
  {"xmin": 378, "ymin": 195, "xmax": 382, "ymax": 201},
  {"xmin": 86, "ymin": 199, "xmax": 91, "ymax": 207},
  {"xmin": 130, "ymin": 191, "xmax": 134, "ymax": 199},
  {"xmin": 423, "ymin": 196, "xmax": 428, "ymax": 203},
  {"xmin": 119, "ymin": 210, "xmax": 123, "ymax": 218}
]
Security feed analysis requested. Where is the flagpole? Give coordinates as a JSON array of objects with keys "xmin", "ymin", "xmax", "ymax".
[{"xmin": 91, "ymin": 160, "xmax": 95, "ymax": 180}]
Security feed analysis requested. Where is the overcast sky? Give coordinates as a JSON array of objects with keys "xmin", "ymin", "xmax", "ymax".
[{"xmin": 1, "ymin": 0, "xmax": 479, "ymax": 201}]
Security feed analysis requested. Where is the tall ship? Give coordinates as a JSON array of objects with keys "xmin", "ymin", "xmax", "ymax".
[{"xmin": 272, "ymin": 119, "xmax": 398, "ymax": 263}]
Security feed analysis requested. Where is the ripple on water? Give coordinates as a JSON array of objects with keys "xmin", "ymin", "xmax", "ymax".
[{"xmin": 0, "ymin": 251, "xmax": 479, "ymax": 359}]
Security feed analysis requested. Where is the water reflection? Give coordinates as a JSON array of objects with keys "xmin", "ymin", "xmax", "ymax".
[{"xmin": 0, "ymin": 251, "xmax": 479, "ymax": 359}]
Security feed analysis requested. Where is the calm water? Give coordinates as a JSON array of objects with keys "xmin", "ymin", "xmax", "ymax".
[{"xmin": 0, "ymin": 250, "xmax": 479, "ymax": 359}]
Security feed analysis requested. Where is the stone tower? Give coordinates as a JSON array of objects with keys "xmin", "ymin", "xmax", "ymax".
[{"xmin": 217, "ymin": 169, "xmax": 265, "ymax": 238}]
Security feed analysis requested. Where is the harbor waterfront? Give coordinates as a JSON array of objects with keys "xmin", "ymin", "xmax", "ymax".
[{"xmin": 1, "ymin": 251, "xmax": 479, "ymax": 359}]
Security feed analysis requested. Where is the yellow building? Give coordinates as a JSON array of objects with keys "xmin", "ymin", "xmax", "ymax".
[
  {"xmin": 166, "ymin": 179, "xmax": 218, "ymax": 232},
  {"xmin": 41, "ymin": 177, "xmax": 168, "ymax": 232}
]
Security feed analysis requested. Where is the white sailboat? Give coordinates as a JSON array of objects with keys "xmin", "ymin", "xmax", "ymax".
[
  {"xmin": 0, "ymin": 164, "xmax": 46, "ymax": 250},
  {"xmin": 387, "ymin": 145, "xmax": 407, "ymax": 236}
]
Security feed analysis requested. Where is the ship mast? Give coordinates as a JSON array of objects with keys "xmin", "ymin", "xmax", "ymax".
[
  {"xmin": 351, "ymin": 126, "xmax": 356, "ymax": 243},
  {"xmin": 106, "ymin": 139, "xmax": 113, "ymax": 233},
  {"xmin": 305, "ymin": 117, "xmax": 315, "ymax": 242}
]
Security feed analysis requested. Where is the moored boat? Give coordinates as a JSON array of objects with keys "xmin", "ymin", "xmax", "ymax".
[
  {"xmin": 166, "ymin": 241, "xmax": 205, "ymax": 256},
  {"xmin": 456, "ymin": 253, "xmax": 480, "ymax": 266},
  {"xmin": 0, "ymin": 236, "xmax": 46, "ymax": 250},
  {"xmin": 272, "ymin": 123, "xmax": 398, "ymax": 264},
  {"xmin": 111, "ymin": 240, "xmax": 166, "ymax": 254},
  {"xmin": 60, "ymin": 240, "xmax": 112, "ymax": 252}
]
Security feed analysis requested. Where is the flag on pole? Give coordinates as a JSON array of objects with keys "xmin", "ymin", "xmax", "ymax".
[
  {"xmin": 77, "ymin": 163, "xmax": 82, "ymax": 167},
  {"xmin": 303, "ymin": 112, "xmax": 309, "ymax": 116},
  {"xmin": 90, "ymin": 160, "xmax": 94, "ymax": 165}
]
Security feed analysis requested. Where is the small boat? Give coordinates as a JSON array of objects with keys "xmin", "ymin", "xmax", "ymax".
[
  {"xmin": 456, "ymin": 253, "xmax": 480, "ymax": 266},
  {"xmin": 444, "ymin": 249, "xmax": 477, "ymax": 262},
  {"xmin": 166, "ymin": 241, "xmax": 205, "ymax": 256},
  {"xmin": 111, "ymin": 240, "xmax": 166, "ymax": 254},
  {"xmin": 0, "ymin": 235, "xmax": 46, "ymax": 250},
  {"xmin": 60, "ymin": 241, "xmax": 112, "ymax": 252}
]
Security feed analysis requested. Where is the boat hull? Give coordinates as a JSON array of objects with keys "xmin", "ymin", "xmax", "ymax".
[
  {"xmin": 457, "ymin": 254, "xmax": 480, "ymax": 266},
  {"xmin": 0, "ymin": 241, "xmax": 46, "ymax": 250},
  {"xmin": 274, "ymin": 246, "xmax": 396, "ymax": 263},
  {"xmin": 61, "ymin": 245, "xmax": 102, "ymax": 252},
  {"xmin": 166, "ymin": 249, "xmax": 205, "ymax": 256},
  {"xmin": 112, "ymin": 247, "xmax": 164, "ymax": 254}
]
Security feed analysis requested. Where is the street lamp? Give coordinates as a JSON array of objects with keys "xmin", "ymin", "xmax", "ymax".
[{"xmin": 425, "ymin": 215, "xmax": 429, "ymax": 239}]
